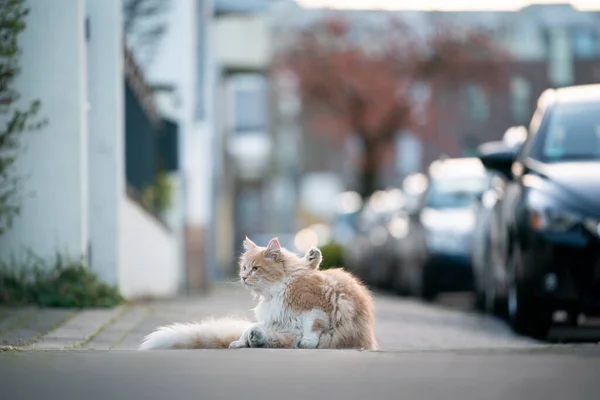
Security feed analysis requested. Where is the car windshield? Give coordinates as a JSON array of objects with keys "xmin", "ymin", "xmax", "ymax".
[
  {"xmin": 541, "ymin": 101, "xmax": 600, "ymax": 162},
  {"xmin": 425, "ymin": 177, "xmax": 486, "ymax": 209}
]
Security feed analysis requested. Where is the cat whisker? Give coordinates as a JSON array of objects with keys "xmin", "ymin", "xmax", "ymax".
[{"xmin": 223, "ymin": 278, "xmax": 242, "ymax": 286}]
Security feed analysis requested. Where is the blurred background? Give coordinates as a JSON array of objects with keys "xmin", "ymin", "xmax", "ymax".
[{"xmin": 1, "ymin": 0, "xmax": 600, "ymax": 340}]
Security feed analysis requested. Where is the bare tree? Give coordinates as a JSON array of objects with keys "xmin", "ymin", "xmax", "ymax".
[
  {"xmin": 123, "ymin": 0, "xmax": 171, "ymax": 67},
  {"xmin": 276, "ymin": 16, "xmax": 509, "ymax": 197}
]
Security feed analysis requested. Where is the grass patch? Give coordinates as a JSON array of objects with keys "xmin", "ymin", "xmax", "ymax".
[
  {"xmin": 320, "ymin": 241, "xmax": 345, "ymax": 270},
  {"xmin": 0, "ymin": 345, "xmax": 25, "ymax": 352},
  {"xmin": 0, "ymin": 254, "xmax": 123, "ymax": 308}
]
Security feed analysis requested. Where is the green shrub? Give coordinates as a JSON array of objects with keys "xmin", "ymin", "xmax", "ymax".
[
  {"xmin": 319, "ymin": 241, "xmax": 345, "ymax": 270},
  {"xmin": 0, "ymin": 254, "xmax": 123, "ymax": 308},
  {"xmin": 142, "ymin": 170, "xmax": 173, "ymax": 216}
]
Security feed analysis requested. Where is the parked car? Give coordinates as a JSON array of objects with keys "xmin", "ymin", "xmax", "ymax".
[
  {"xmin": 342, "ymin": 189, "xmax": 404, "ymax": 288},
  {"xmin": 342, "ymin": 191, "xmax": 388, "ymax": 282},
  {"xmin": 385, "ymin": 173, "xmax": 429, "ymax": 294},
  {"xmin": 472, "ymin": 127, "xmax": 527, "ymax": 314},
  {"xmin": 471, "ymin": 167, "xmax": 507, "ymax": 312},
  {"xmin": 477, "ymin": 84, "xmax": 600, "ymax": 339},
  {"xmin": 400, "ymin": 157, "xmax": 488, "ymax": 301}
]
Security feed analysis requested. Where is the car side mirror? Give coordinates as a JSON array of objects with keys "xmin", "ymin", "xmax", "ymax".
[{"xmin": 477, "ymin": 141, "xmax": 519, "ymax": 180}]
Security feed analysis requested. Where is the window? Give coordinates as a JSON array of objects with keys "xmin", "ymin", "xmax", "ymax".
[
  {"xmin": 426, "ymin": 177, "xmax": 487, "ymax": 210},
  {"xmin": 510, "ymin": 76, "xmax": 532, "ymax": 123},
  {"xmin": 547, "ymin": 27, "xmax": 574, "ymax": 87},
  {"xmin": 515, "ymin": 104, "xmax": 545, "ymax": 164},
  {"xmin": 462, "ymin": 135, "xmax": 478, "ymax": 157},
  {"xmin": 539, "ymin": 101, "xmax": 600, "ymax": 162},
  {"xmin": 230, "ymin": 75, "xmax": 268, "ymax": 134},
  {"xmin": 571, "ymin": 28, "xmax": 598, "ymax": 60},
  {"xmin": 462, "ymin": 83, "xmax": 489, "ymax": 122}
]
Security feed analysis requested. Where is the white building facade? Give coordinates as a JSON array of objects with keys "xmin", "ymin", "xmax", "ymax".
[{"xmin": 0, "ymin": 0, "xmax": 182, "ymax": 299}]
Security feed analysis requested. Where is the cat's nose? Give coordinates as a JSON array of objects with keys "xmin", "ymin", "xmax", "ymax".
[{"xmin": 242, "ymin": 276, "xmax": 247, "ymax": 281}]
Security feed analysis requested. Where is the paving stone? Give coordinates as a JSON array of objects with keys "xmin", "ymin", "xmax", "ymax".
[
  {"xmin": 0, "ymin": 308, "xmax": 35, "ymax": 334},
  {"xmin": 11, "ymin": 284, "xmax": 551, "ymax": 351},
  {"xmin": 110, "ymin": 285, "xmax": 540, "ymax": 351},
  {"xmin": 0, "ymin": 309, "xmax": 73, "ymax": 346},
  {"xmin": 32, "ymin": 307, "xmax": 125, "ymax": 350},
  {"xmin": 85, "ymin": 308, "xmax": 150, "ymax": 350}
]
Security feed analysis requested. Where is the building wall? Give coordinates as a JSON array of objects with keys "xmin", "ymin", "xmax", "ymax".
[
  {"xmin": 144, "ymin": 0, "xmax": 214, "ymax": 291},
  {"xmin": 216, "ymin": 14, "xmax": 271, "ymax": 70},
  {"xmin": 0, "ymin": 0, "xmax": 88, "ymax": 264},
  {"xmin": 272, "ymin": 4, "xmax": 600, "ymax": 183},
  {"xmin": 1, "ymin": 0, "xmax": 183, "ymax": 300},
  {"xmin": 119, "ymin": 195, "xmax": 179, "ymax": 299},
  {"xmin": 86, "ymin": 0, "xmax": 124, "ymax": 285},
  {"xmin": 421, "ymin": 57, "xmax": 600, "ymax": 170},
  {"xmin": 146, "ymin": 0, "xmax": 199, "ymax": 222},
  {"xmin": 407, "ymin": 6, "xmax": 600, "ymax": 169},
  {"xmin": 212, "ymin": 8, "xmax": 272, "ymax": 277}
]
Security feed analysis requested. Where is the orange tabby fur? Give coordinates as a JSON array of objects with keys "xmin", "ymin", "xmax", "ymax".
[
  {"xmin": 230, "ymin": 237, "xmax": 377, "ymax": 350},
  {"xmin": 139, "ymin": 239, "xmax": 377, "ymax": 350}
]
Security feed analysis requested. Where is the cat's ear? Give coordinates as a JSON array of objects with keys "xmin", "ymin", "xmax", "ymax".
[
  {"xmin": 265, "ymin": 237, "xmax": 281, "ymax": 260},
  {"xmin": 243, "ymin": 237, "xmax": 257, "ymax": 252}
]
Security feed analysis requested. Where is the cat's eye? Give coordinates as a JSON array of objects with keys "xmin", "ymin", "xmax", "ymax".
[{"xmin": 252, "ymin": 266, "xmax": 259, "ymax": 272}]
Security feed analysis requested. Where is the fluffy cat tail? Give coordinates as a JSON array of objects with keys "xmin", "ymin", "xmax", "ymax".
[{"xmin": 138, "ymin": 316, "xmax": 251, "ymax": 350}]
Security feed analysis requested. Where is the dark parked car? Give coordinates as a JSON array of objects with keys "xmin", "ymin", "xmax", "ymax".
[
  {"xmin": 477, "ymin": 84, "xmax": 600, "ymax": 339},
  {"xmin": 472, "ymin": 127, "xmax": 527, "ymax": 314},
  {"xmin": 400, "ymin": 157, "xmax": 487, "ymax": 301},
  {"xmin": 471, "ymin": 168, "xmax": 507, "ymax": 312}
]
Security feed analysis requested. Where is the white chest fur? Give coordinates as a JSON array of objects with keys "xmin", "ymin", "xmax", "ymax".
[{"xmin": 254, "ymin": 283, "xmax": 303, "ymax": 332}]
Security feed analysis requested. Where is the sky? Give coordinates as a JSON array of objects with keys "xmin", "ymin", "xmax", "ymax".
[{"xmin": 294, "ymin": 0, "xmax": 600, "ymax": 11}]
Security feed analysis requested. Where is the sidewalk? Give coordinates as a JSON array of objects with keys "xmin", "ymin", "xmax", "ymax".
[
  {"xmin": 1, "ymin": 284, "xmax": 538, "ymax": 351},
  {"xmin": 0, "ymin": 284, "xmax": 254, "ymax": 351}
]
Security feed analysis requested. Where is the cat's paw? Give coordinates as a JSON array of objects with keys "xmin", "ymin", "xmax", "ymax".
[
  {"xmin": 297, "ymin": 336, "xmax": 319, "ymax": 349},
  {"xmin": 229, "ymin": 340, "xmax": 248, "ymax": 349},
  {"xmin": 247, "ymin": 325, "xmax": 269, "ymax": 348},
  {"xmin": 306, "ymin": 247, "xmax": 322, "ymax": 261},
  {"xmin": 305, "ymin": 247, "xmax": 322, "ymax": 269}
]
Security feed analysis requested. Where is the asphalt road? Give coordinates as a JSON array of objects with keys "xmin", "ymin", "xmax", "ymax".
[{"xmin": 2, "ymin": 347, "xmax": 600, "ymax": 400}]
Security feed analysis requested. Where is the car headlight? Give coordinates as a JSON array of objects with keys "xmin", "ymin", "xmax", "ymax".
[
  {"xmin": 426, "ymin": 231, "xmax": 468, "ymax": 252},
  {"xmin": 584, "ymin": 218, "xmax": 600, "ymax": 237},
  {"xmin": 420, "ymin": 208, "xmax": 476, "ymax": 233},
  {"xmin": 527, "ymin": 191, "xmax": 582, "ymax": 232},
  {"xmin": 482, "ymin": 189, "xmax": 498, "ymax": 209}
]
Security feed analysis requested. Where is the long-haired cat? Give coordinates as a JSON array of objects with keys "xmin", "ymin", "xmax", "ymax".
[{"xmin": 139, "ymin": 238, "xmax": 377, "ymax": 350}]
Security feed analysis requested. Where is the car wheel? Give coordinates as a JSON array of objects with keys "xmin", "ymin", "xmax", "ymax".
[
  {"xmin": 507, "ymin": 247, "xmax": 552, "ymax": 340},
  {"xmin": 420, "ymin": 262, "xmax": 437, "ymax": 302},
  {"xmin": 474, "ymin": 284, "xmax": 486, "ymax": 312},
  {"xmin": 484, "ymin": 265, "xmax": 508, "ymax": 317},
  {"xmin": 378, "ymin": 257, "xmax": 395, "ymax": 291},
  {"xmin": 392, "ymin": 260, "xmax": 409, "ymax": 296},
  {"xmin": 389, "ymin": 256, "xmax": 399, "ymax": 291},
  {"xmin": 474, "ymin": 260, "xmax": 491, "ymax": 312}
]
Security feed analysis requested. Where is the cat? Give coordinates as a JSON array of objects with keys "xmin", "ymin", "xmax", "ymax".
[
  {"xmin": 139, "ymin": 238, "xmax": 377, "ymax": 350},
  {"xmin": 139, "ymin": 243, "xmax": 324, "ymax": 350},
  {"xmin": 229, "ymin": 238, "xmax": 376, "ymax": 350},
  {"xmin": 228, "ymin": 238, "xmax": 331, "ymax": 349}
]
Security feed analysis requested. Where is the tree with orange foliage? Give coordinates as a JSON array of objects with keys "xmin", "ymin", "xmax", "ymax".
[{"xmin": 276, "ymin": 16, "xmax": 508, "ymax": 197}]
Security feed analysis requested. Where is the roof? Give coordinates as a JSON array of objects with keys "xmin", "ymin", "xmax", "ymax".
[
  {"xmin": 539, "ymin": 84, "xmax": 600, "ymax": 108},
  {"xmin": 428, "ymin": 157, "xmax": 486, "ymax": 179}
]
